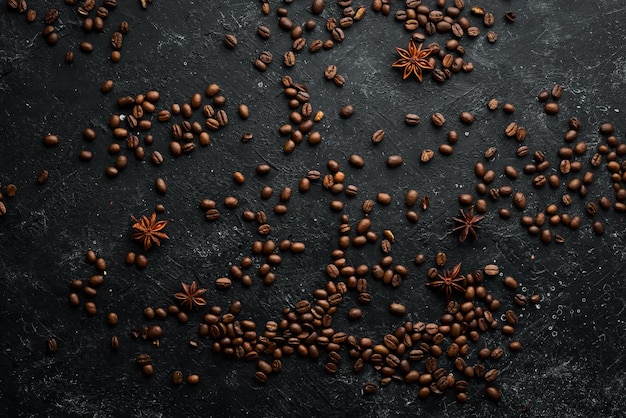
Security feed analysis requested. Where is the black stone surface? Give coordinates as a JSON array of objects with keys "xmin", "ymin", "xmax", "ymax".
[{"xmin": 1, "ymin": 1, "xmax": 626, "ymax": 417}]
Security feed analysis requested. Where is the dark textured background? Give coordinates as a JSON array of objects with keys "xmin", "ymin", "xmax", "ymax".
[{"xmin": 1, "ymin": 1, "xmax": 626, "ymax": 416}]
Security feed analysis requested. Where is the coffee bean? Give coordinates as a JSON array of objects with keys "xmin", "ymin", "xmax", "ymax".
[
  {"xmin": 439, "ymin": 144, "xmax": 454, "ymax": 155},
  {"xmin": 592, "ymin": 220, "xmax": 604, "ymax": 235},
  {"xmin": 540, "ymin": 229, "xmax": 552, "ymax": 243},
  {"xmin": 599, "ymin": 122, "xmax": 615, "ymax": 135},
  {"xmin": 403, "ymin": 189, "xmax": 419, "ymax": 207},
  {"xmin": 339, "ymin": 104, "xmax": 354, "ymax": 118},
  {"xmin": 513, "ymin": 191, "xmax": 526, "ymax": 209},
  {"xmin": 485, "ymin": 386, "xmax": 501, "ymax": 401},
  {"xmin": 405, "ymin": 113, "xmax": 420, "ymax": 125},
  {"xmin": 386, "ymin": 155, "xmax": 403, "ymax": 168},
  {"xmin": 459, "ymin": 111, "xmax": 475, "ymax": 124},
  {"xmin": 487, "ymin": 98, "xmax": 499, "ymax": 110},
  {"xmin": 484, "ymin": 264, "xmax": 499, "ymax": 276},
  {"xmin": 79, "ymin": 41, "xmax": 94, "ymax": 53},
  {"xmin": 283, "ymin": 51, "xmax": 296, "ymax": 67},
  {"xmin": 34, "ymin": 169, "xmax": 49, "ymax": 185},
  {"xmin": 550, "ymin": 83, "xmax": 564, "ymax": 99},
  {"xmin": 45, "ymin": 337, "xmax": 58, "ymax": 353},
  {"xmin": 484, "ymin": 147, "xmax": 498, "ymax": 160},
  {"xmin": 324, "ymin": 64, "xmax": 338, "ymax": 80},
  {"xmin": 84, "ymin": 301, "xmax": 97, "ymax": 316},
  {"xmin": 376, "ymin": 193, "xmax": 391, "ymax": 205},
  {"xmin": 43, "ymin": 134, "xmax": 59, "ymax": 147},
  {"xmin": 186, "ymin": 374, "xmax": 200, "ymax": 385},
  {"xmin": 389, "ymin": 302, "xmax": 407, "ymax": 316},
  {"xmin": 544, "ymin": 102, "xmax": 559, "ymax": 115},
  {"xmin": 349, "ymin": 154, "xmax": 365, "ymax": 168},
  {"xmin": 257, "ymin": 25, "xmax": 271, "ymax": 39},
  {"xmin": 155, "ymin": 177, "xmax": 167, "ymax": 194},
  {"xmin": 431, "ymin": 112, "xmax": 446, "ymax": 127},
  {"xmin": 223, "ymin": 33, "xmax": 238, "ymax": 48}
]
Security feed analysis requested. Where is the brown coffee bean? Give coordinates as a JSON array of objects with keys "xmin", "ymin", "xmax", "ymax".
[
  {"xmin": 551, "ymin": 83, "xmax": 564, "ymax": 99},
  {"xmin": 513, "ymin": 192, "xmax": 526, "ymax": 209},
  {"xmin": 431, "ymin": 112, "xmax": 446, "ymax": 127},
  {"xmin": 389, "ymin": 302, "xmax": 407, "ymax": 316},
  {"xmin": 504, "ymin": 122, "xmax": 518, "ymax": 137},
  {"xmin": 104, "ymin": 313, "xmax": 119, "ymax": 329},
  {"xmin": 386, "ymin": 155, "xmax": 403, "ymax": 168},
  {"xmin": 487, "ymin": 98, "xmax": 499, "ymax": 110},
  {"xmin": 371, "ymin": 129, "xmax": 385, "ymax": 144},
  {"xmin": 155, "ymin": 177, "xmax": 167, "ymax": 194},
  {"xmin": 486, "ymin": 387, "xmax": 501, "ymax": 401},
  {"xmin": 349, "ymin": 154, "xmax": 365, "ymax": 168},
  {"xmin": 439, "ymin": 144, "xmax": 454, "ymax": 155},
  {"xmin": 405, "ymin": 113, "xmax": 420, "ymax": 125},
  {"xmin": 187, "ymin": 374, "xmax": 200, "ymax": 385},
  {"xmin": 484, "ymin": 147, "xmax": 498, "ymax": 160},
  {"xmin": 223, "ymin": 33, "xmax": 238, "ymax": 48},
  {"xmin": 43, "ymin": 134, "xmax": 59, "ymax": 147},
  {"xmin": 544, "ymin": 102, "xmax": 559, "ymax": 115},
  {"xmin": 339, "ymin": 104, "xmax": 354, "ymax": 118},
  {"xmin": 376, "ymin": 193, "xmax": 392, "ymax": 205},
  {"xmin": 84, "ymin": 301, "xmax": 97, "ymax": 316},
  {"xmin": 459, "ymin": 111, "xmax": 475, "ymax": 124},
  {"xmin": 484, "ymin": 264, "xmax": 499, "ymax": 276}
]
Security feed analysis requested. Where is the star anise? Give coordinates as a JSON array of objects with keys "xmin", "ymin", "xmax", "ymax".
[
  {"xmin": 131, "ymin": 212, "xmax": 169, "ymax": 250},
  {"xmin": 426, "ymin": 263, "xmax": 466, "ymax": 302},
  {"xmin": 392, "ymin": 39, "xmax": 435, "ymax": 81},
  {"xmin": 452, "ymin": 206, "xmax": 485, "ymax": 242},
  {"xmin": 174, "ymin": 281, "xmax": 207, "ymax": 310}
]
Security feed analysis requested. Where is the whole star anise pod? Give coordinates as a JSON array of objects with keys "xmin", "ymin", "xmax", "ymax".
[
  {"xmin": 174, "ymin": 281, "xmax": 207, "ymax": 310},
  {"xmin": 452, "ymin": 206, "xmax": 485, "ymax": 242},
  {"xmin": 392, "ymin": 39, "xmax": 435, "ymax": 82},
  {"xmin": 131, "ymin": 213, "xmax": 169, "ymax": 250},
  {"xmin": 426, "ymin": 262, "xmax": 466, "ymax": 302}
]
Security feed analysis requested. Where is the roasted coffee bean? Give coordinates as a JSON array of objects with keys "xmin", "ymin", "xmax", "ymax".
[
  {"xmin": 389, "ymin": 302, "xmax": 407, "ymax": 316},
  {"xmin": 46, "ymin": 337, "xmax": 58, "ymax": 353},
  {"xmin": 420, "ymin": 149, "xmax": 434, "ymax": 163},
  {"xmin": 79, "ymin": 41, "xmax": 94, "ymax": 53},
  {"xmin": 283, "ymin": 51, "xmax": 296, "ymax": 67},
  {"xmin": 487, "ymin": 98, "xmax": 499, "ymax": 110},
  {"xmin": 43, "ymin": 134, "xmax": 59, "ymax": 147},
  {"xmin": 371, "ymin": 129, "xmax": 385, "ymax": 144},
  {"xmin": 386, "ymin": 155, "xmax": 403, "ymax": 168},
  {"xmin": 544, "ymin": 102, "xmax": 559, "ymax": 115},
  {"xmin": 324, "ymin": 65, "xmax": 338, "ymax": 80},
  {"xmin": 223, "ymin": 33, "xmax": 238, "ymax": 48},
  {"xmin": 513, "ymin": 192, "xmax": 526, "ymax": 209},
  {"xmin": 439, "ymin": 144, "xmax": 453, "ymax": 155},
  {"xmin": 349, "ymin": 154, "xmax": 365, "ymax": 168},
  {"xmin": 459, "ymin": 111, "xmax": 475, "ymax": 124},
  {"xmin": 484, "ymin": 147, "xmax": 498, "ymax": 160},
  {"xmin": 405, "ymin": 113, "xmax": 420, "ymax": 125},
  {"xmin": 339, "ymin": 104, "xmax": 354, "ymax": 118},
  {"xmin": 155, "ymin": 177, "xmax": 167, "ymax": 194},
  {"xmin": 257, "ymin": 25, "xmax": 271, "ymax": 39},
  {"xmin": 431, "ymin": 112, "xmax": 446, "ymax": 127},
  {"xmin": 36, "ymin": 169, "xmax": 49, "ymax": 185},
  {"xmin": 504, "ymin": 122, "xmax": 518, "ymax": 137}
]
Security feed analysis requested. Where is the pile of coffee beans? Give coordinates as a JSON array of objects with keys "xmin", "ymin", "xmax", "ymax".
[{"xmin": 6, "ymin": 0, "xmax": 620, "ymax": 408}]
